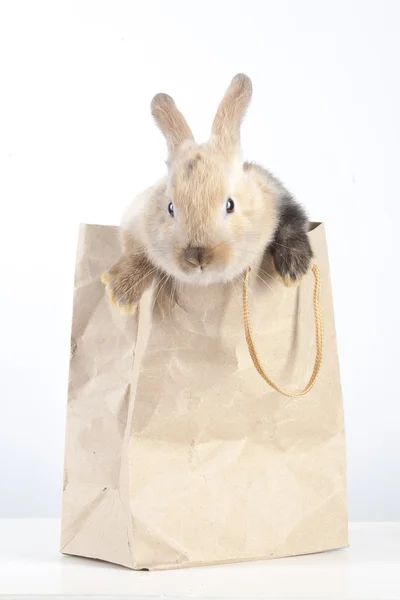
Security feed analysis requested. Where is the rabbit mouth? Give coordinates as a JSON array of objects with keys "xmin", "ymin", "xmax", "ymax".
[{"xmin": 171, "ymin": 261, "xmax": 242, "ymax": 287}]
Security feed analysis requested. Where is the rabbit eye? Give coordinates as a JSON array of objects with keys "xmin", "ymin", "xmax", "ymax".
[
  {"xmin": 226, "ymin": 198, "xmax": 235, "ymax": 213},
  {"xmin": 168, "ymin": 202, "xmax": 174, "ymax": 217}
]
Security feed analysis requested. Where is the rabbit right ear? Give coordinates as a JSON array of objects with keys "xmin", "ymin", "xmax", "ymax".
[
  {"xmin": 211, "ymin": 73, "xmax": 253, "ymax": 154},
  {"xmin": 151, "ymin": 93, "xmax": 194, "ymax": 161}
]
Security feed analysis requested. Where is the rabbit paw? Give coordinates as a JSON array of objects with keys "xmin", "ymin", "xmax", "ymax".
[
  {"xmin": 101, "ymin": 272, "xmax": 138, "ymax": 314},
  {"xmin": 271, "ymin": 198, "xmax": 313, "ymax": 287},
  {"xmin": 271, "ymin": 230, "xmax": 313, "ymax": 287},
  {"xmin": 101, "ymin": 254, "xmax": 155, "ymax": 314}
]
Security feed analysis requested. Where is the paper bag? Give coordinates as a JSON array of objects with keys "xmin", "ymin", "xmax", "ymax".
[{"xmin": 61, "ymin": 222, "xmax": 347, "ymax": 570}]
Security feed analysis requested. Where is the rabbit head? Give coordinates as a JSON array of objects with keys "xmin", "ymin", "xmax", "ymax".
[{"xmin": 143, "ymin": 74, "xmax": 278, "ymax": 286}]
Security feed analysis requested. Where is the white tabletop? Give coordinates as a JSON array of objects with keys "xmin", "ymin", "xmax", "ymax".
[{"xmin": 0, "ymin": 519, "xmax": 399, "ymax": 599}]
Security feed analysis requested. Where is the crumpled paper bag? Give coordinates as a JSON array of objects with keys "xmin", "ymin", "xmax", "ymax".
[{"xmin": 61, "ymin": 222, "xmax": 347, "ymax": 570}]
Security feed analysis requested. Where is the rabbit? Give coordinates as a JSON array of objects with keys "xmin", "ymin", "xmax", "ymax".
[{"xmin": 102, "ymin": 74, "xmax": 312, "ymax": 314}]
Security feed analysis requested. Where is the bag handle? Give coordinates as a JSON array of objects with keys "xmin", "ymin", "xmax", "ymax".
[{"xmin": 243, "ymin": 264, "xmax": 323, "ymax": 398}]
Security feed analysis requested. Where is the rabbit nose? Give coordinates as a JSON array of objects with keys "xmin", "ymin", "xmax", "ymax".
[{"xmin": 184, "ymin": 246, "xmax": 211, "ymax": 269}]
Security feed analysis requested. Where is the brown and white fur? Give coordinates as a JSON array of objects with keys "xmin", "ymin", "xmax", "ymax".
[{"xmin": 102, "ymin": 74, "xmax": 312, "ymax": 313}]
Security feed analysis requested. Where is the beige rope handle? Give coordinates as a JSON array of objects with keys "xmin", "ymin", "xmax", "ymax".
[{"xmin": 243, "ymin": 264, "xmax": 323, "ymax": 398}]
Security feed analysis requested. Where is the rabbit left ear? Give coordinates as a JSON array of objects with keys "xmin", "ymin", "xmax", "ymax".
[
  {"xmin": 151, "ymin": 93, "xmax": 194, "ymax": 161},
  {"xmin": 211, "ymin": 73, "xmax": 253, "ymax": 153}
]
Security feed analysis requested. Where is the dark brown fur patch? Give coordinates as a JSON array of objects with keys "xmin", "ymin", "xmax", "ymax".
[
  {"xmin": 185, "ymin": 153, "xmax": 203, "ymax": 176},
  {"xmin": 270, "ymin": 196, "xmax": 313, "ymax": 283},
  {"xmin": 185, "ymin": 159, "xmax": 198, "ymax": 174}
]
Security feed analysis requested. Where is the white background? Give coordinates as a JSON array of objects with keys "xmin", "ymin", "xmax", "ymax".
[{"xmin": 0, "ymin": 0, "xmax": 399, "ymax": 520}]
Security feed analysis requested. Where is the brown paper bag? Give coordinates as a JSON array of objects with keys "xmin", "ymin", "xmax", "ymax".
[{"xmin": 61, "ymin": 222, "xmax": 347, "ymax": 570}]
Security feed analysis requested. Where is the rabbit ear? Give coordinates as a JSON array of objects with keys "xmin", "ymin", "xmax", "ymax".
[
  {"xmin": 151, "ymin": 93, "xmax": 194, "ymax": 160},
  {"xmin": 211, "ymin": 74, "xmax": 253, "ymax": 152}
]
